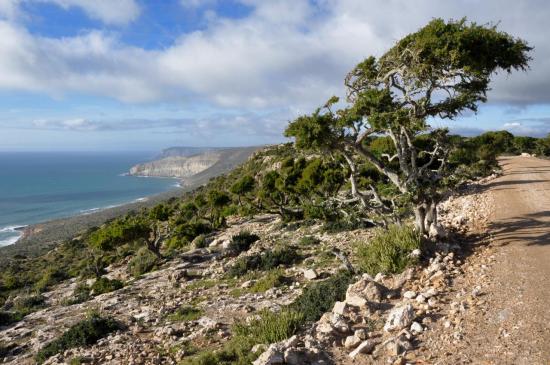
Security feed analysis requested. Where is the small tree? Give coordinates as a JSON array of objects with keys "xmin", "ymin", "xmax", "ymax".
[
  {"xmin": 230, "ymin": 175, "xmax": 255, "ymax": 205},
  {"xmin": 285, "ymin": 18, "xmax": 531, "ymax": 235},
  {"xmin": 146, "ymin": 222, "xmax": 168, "ymax": 259}
]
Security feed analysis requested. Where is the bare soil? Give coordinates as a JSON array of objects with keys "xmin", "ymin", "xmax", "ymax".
[{"xmin": 419, "ymin": 156, "xmax": 550, "ymax": 364}]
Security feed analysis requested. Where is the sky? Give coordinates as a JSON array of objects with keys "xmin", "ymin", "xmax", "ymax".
[{"xmin": 0, "ymin": 0, "xmax": 549, "ymax": 151}]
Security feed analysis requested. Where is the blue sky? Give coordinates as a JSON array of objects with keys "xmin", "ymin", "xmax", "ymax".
[{"xmin": 0, "ymin": 0, "xmax": 549, "ymax": 151}]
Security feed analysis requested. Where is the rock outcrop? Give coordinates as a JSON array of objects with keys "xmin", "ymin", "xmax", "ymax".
[{"xmin": 128, "ymin": 146, "xmax": 261, "ymax": 184}]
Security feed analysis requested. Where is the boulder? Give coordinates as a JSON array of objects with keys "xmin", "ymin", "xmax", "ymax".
[
  {"xmin": 303, "ymin": 269, "xmax": 318, "ymax": 280},
  {"xmin": 253, "ymin": 345, "xmax": 284, "ymax": 365},
  {"xmin": 345, "ymin": 275, "xmax": 386, "ymax": 308},
  {"xmin": 383, "ymin": 304, "xmax": 415, "ymax": 332},
  {"xmin": 348, "ymin": 340, "xmax": 377, "ymax": 358}
]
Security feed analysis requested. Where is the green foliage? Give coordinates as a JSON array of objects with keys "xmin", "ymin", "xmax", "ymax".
[
  {"xmin": 233, "ymin": 309, "xmax": 304, "ymax": 344},
  {"xmin": 149, "ymin": 203, "xmax": 173, "ymax": 221},
  {"xmin": 298, "ymin": 235, "xmax": 320, "ymax": 246},
  {"xmin": 228, "ymin": 231, "xmax": 259, "ymax": 254},
  {"xmin": 356, "ymin": 225, "xmax": 422, "ymax": 275},
  {"xmin": 0, "ymin": 311, "xmax": 22, "ymax": 327},
  {"xmin": 228, "ymin": 246, "xmax": 301, "ymax": 277},
  {"xmin": 179, "ymin": 337, "xmax": 257, "ymax": 365},
  {"xmin": 127, "ymin": 247, "xmax": 158, "ymax": 277},
  {"xmin": 166, "ymin": 305, "xmax": 203, "ymax": 322},
  {"xmin": 34, "ymin": 268, "xmax": 68, "ymax": 293},
  {"xmin": 35, "ymin": 313, "xmax": 120, "ymax": 364},
  {"xmin": 249, "ymin": 269, "xmax": 286, "ymax": 293},
  {"xmin": 88, "ymin": 216, "xmax": 150, "ymax": 251},
  {"xmin": 90, "ymin": 277, "xmax": 124, "ymax": 295},
  {"xmin": 290, "ymin": 271, "xmax": 353, "ymax": 322}
]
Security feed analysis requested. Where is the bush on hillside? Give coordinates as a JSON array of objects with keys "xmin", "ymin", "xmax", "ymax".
[
  {"xmin": 290, "ymin": 271, "xmax": 353, "ymax": 322},
  {"xmin": 356, "ymin": 225, "xmax": 422, "ymax": 276},
  {"xmin": 228, "ymin": 231, "xmax": 259, "ymax": 254},
  {"xmin": 35, "ymin": 313, "xmax": 120, "ymax": 364},
  {"xmin": 227, "ymin": 247, "xmax": 301, "ymax": 277},
  {"xmin": 127, "ymin": 247, "xmax": 158, "ymax": 277},
  {"xmin": 90, "ymin": 277, "xmax": 124, "ymax": 295}
]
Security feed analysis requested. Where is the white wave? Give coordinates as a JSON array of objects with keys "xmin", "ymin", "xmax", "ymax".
[
  {"xmin": 0, "ymin": 225, "xmax": 25, "ymax": 246},
  {"xmin": 0, "ymin": 225, "xmax": 26, "ymax": 233},
  {"xmin": 133, "ymin": 197, "xmax": 148, "ymax": 203}
]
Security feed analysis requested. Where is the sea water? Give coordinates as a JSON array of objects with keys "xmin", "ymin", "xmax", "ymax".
[{"xmin": 0, "ymin": 151, "xmax": 179, "ymax": 246}]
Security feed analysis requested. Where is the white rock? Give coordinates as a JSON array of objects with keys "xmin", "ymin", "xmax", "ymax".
[
  {"xmin": 403, "ymin": 290, "xmax": 417, "ymax": 299},
  {"xmin": 409, "ymin": 249, "xmax": 422, "ymax": 258},
  {"xmin": 253, "ymin": 345, "xmax": 284, "ymax": 365},
  {"xmin": 241, "ymin": 280, "xmax": 255, "ymax": 288},
  {"xmin": 332, "ymin": 301, "xmax": 347, "ymax": 315},
  {"xmin": 303, "ymin": 269, "xmax": 318, "ymax": 280},
  {"xmin": 410, "ymin": 321, "xmax": 423, "ymax": 334},
  {"xmin": 384, "ymin": 304, "xmax": 415, "ymax": 332},
  {"xmin": 348, "ymin": 340, "xmax": 376, "ymax": 358},
  {"xmin": 416, "ymin": 294, "xmax": 426, "ymax": 303},
  {"xmin": 344, "ymin": 335, "xmax": 361, "ymax": 349}
]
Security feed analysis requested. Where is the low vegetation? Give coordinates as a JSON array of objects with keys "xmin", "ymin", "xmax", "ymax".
[
  {"xmin": 35, "ymin": 312, "xmax": 120, "ymax": 364},
  {"xmin": 356, "ymin": 225, "xmax": 422, "ymax": 275},
  {"xmin": 166, "ymin": 305, "xmax": 203, "ymax": 322}
]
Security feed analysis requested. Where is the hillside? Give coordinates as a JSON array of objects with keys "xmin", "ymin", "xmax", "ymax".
[{"xmin": 128, "ymin": 147, "xmax": 261, "ymax": 184}]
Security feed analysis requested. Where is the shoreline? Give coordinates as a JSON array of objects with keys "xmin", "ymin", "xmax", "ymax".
[{"xmin": 0, "ymin": 184, "xmax": 193, "ymax": 263}]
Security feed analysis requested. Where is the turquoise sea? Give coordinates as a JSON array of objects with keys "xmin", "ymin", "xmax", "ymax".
[{"xmin": 0, "ymin": 151, "xmax": 179, "ymax": 246}]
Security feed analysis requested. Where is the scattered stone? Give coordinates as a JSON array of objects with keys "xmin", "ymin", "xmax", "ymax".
[
  {"xmin": 303, "ymin": 269, "xmax": 318, "ymax": 280},
  {"xmin": 349, "ymin": 340, "xmax": 377, "ymax": 358},
  {"xmin": 344, "ymin": 335, "xmax": 362, "ymax": 349},
  {"xmin": 384, "ymin": 304, "xmax": 415, "ymax": 332},
  {"xmin": 410, "ymin": 321, "xmax": 423, "ymax": 334},
  {"xmin": 403, "ymin": 290, "xmax": 417, "ymax": 299}
]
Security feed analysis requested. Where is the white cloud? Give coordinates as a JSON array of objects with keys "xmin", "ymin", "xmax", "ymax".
[
  {"xmin": 37, "ymin": 0, "xmax": 141, "ymax": 25},
  {"xmin": 0, "ymin": 0, "xmax": 547, "ymax": 111}
]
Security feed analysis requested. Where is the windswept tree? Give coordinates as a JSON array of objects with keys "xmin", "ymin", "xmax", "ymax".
[{"xmin": 285, "ymin": 18, "xmax": 531, "ymax": 235}]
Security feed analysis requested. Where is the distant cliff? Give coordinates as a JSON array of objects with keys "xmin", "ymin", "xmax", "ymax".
[{"xmin": 129, "ymin": 146, "xmax": 261, "ymax": 185}]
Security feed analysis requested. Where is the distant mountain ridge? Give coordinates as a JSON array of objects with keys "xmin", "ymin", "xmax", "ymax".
[{"xmin": 129, "ymin": 146, "xmax": 262, "ymax": 186}]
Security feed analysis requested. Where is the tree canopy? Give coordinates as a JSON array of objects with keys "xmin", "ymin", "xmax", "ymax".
[{"xmin": 285, "ymin": 18, "xmax": 531, "ymax": 235}]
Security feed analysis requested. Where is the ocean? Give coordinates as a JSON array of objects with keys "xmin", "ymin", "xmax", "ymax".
[{"xmin": 0, "ymin": 151, "xmax": 179, "ymax": 246}]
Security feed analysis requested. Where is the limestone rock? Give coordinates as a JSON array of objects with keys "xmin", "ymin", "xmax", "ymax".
[
  {"xmin": 384, "ymin": 304, "xmax": 415, "ymax": 332},
  {"xmin": 349, "ymin": 340, "xmax": 377, "ymax": 358}
]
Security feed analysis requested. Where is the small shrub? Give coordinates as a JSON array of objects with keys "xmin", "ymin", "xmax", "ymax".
[
  {"xmin": 128, "ymin": 247, "xmax": 158, "ymax": 277},
  {"xmin": 233, "ymin": 309, "xmax": 304, "ymax": 344},
  {"xmin": 34, "ymin": 269, "xmax": 68, "ymax": 293},
  {"xmin": 322, "ymin": 218, "xmax": 373, "ymax": 233},
  {"xmin": 227, "ymin": 247, "xmax": 301, "ymax": 277},
  {"xmin": 356, "ymin": 225, "xmax": 422, "ymax": 276},
  {"xmin": 299, "ymin": 235, "xmax": 320, "ymax": 246},
  {"xmin": 66, "ymin": 283, "xmax": 91, "ymax": 305},
  {"xmin": 228, "ymin": 232, "xmax": 259, "ymax": 254},
  {"xmin": 250, "ymin": 269, "xmax": 286, "ymax": 293},
  {"xmin": 191, "ymin": 234, "xmax": 207, "ymax": 249},
  {"xmin": 90, "ymin": 277, "xmax": 124, "ymax": 295},
  {"xmin": 166, "ymin": 305, "xmax": 203, "ymax": 322},
  {"xmin": 0, "ymin": 311, "xmax": 21, "ymax": 327},
  {"xmin": 291, "ymin": 271, "xmax": 352, "ymax": 322},
  {"xmin": 35, "ymin": 313, "xmax": 120, "ymax": 364},
  {"xmin": 180, "ymin": 337, "xmax": 256, "ymax": 365}
]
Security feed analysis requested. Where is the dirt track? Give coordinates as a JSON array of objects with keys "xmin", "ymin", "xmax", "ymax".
[{"xmin": 425, "ymin": 156, "xmax": 550, "ymax": 364}]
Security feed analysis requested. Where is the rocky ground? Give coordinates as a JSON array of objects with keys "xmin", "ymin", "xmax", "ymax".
[{"xmin": 1, "ymin": 170, "xmax": 503, "ymax": 365}]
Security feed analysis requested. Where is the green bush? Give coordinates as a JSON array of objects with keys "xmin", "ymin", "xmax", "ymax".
[
  {"xmin": 35, "ymin": 313, "xmax": 120, "ymax": 364},
  {"xmin": 191, "ymin": 234, "xmax": 208, "ymax": 249},
  {"xmin": 233, "ymin": 309, "xmax": 304, "ymax": 344},
  {"xmin": 228, "ymin": 231, "xmax": 259, "ymax": 254},
  {"xmin": 34, "ymin": 269, "xmax": 68, "ymax": 293},
  {"xmin": 291, "ymin": 271, "xmax": 352, "ymax": 322},
  {"xmin": 128, "ymin": 247, "xmax": 158, "ymax": 277},
  {"xmin": 356, "ymin": 225, "xmax": 422, "ymax": 276},
  {"xmin": 166, "ymin": 305, "xmax": 203, "ymax": 322},
  {"xmin": 250, "ymin": 269, "xmax": 286, "ymax": 293},
  {"xmin": 90, "ymin": 277, "xmax": 124, "ymax": 295},
  {"xmin": 227, "ymin": 247, "xmax": 301, "ymax": 277},
  {"xmin": 66, "ymin": 283, "xmax": 91, "ymax": 305},
  {"xmin": 298, "ymin": 235, "xmax": 320, "ymax": 246},
  {"xmin": 88, "ymin": 217, "xmax": 150, "ymax": 251},
  {"xmin": 0, "ymin": 311, "xmax": 22, "ymax": 327},
  {"xmin": 180, "ymin": 337, "xmax": 256, "ymax": 365},
  {"xmin": 13, "ymin": 294, "xmax": 46, "ymax": 315}
]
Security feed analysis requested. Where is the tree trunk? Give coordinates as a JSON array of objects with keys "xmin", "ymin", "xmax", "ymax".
[{"xmin": 414, "ymin": 204, "xmax": 427, "ymax": 235}]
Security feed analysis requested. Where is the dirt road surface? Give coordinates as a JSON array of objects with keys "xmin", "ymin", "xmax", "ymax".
[{"xmin": 422, "ymin": 156, "xmax": 550, "ymax": 364}]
